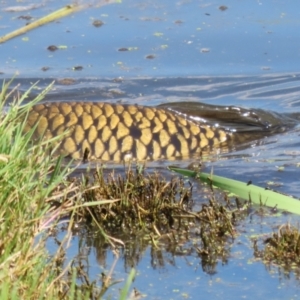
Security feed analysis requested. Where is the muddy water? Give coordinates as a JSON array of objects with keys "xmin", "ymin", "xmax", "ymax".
[{"xmin": 2, "ymin": 0, "xmax": 300, "ymax": 299}]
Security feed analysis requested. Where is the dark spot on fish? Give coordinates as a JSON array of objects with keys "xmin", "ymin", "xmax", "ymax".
[{"xmin": 129, "ymin": 126, "xmax": 142, "ymax": 139}]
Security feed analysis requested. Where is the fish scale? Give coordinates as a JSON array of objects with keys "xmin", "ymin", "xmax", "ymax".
[{"xmin": 24, "ymin": 102, "xmax": 231, "ymax": 161}]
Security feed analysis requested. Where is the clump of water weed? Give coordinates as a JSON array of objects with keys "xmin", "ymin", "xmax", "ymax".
[
  {"xmin": 48, "ymin": 165, "xmax": 252, "ymax": 277},
  {"xmin": 69, "ymin": 165, "xmax": 194, "ymax": 237},
  {"xmin": 254, "ymin": 223, "xmax": 300, "ymax": 267},
  {"xmin": 196, "ymin": 198, "xmax": 235, "ymax": 273}
]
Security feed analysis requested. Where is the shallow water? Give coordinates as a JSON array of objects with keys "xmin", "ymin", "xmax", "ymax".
[{"xmin": 2, "ymin": 0, "xmax": 300, "ymax": 298}]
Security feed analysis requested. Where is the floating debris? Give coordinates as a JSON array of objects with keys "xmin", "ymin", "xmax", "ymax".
[
  {"xmin": 200, "ymin": 48, "xmax": 210, "ymax": 53},
  {"xmin": 47, "ymin": 45, "xmax": 58, "ymax": 52},
  {"xmin": 93, "ymin": 19, "xmax": 104, "ymax": 27},
  {"xmin": 219, "ymin": 5, "xmax": 228, "ymax": 11},
  {"xmin": 118, "ymin": 47, "xmax": 138, "ymax": 51},
  {"xmin": 17, "ymin": 15, "xmax": 33, "ymax": 20},
  {"xmin": 261, "ymin": 66, "xmax": 271, "ymax": 71},
  {"xmin": 73, "ymin": 65, "xmax": 83, "ymax": 71},
  {"xmin": 41, "ymin": 66, "xmax": 50, "ymax": 71},
  {"xmin": 57, "ymin": 78, "xmax": 76, "ymax": 85},
  {"xmin": 2, "ymin": 4, "xmax": 44, "ymax": 12},
  {"xmin": 174, "ymin": 20, "xmax": 184, "ymax": 24},
  {"xmin": 153, "ymin": 32, "xmax": 164, "ymax": 37},
  {"xmin": 145, "ymin": 54, "xmax": 155, "ymax": 59}
]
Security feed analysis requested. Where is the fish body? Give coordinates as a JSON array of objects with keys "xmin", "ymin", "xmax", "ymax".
[{"xmin": 24, "ymin": 102, "xmax": 232, "ymax": 161}]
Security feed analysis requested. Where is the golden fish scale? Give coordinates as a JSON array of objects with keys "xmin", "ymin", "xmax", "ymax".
[{"xmin": 24, "ymin": 102, "xmax": 232, "ymax": 161}]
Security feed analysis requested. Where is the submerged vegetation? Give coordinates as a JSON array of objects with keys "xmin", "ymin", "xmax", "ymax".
[{"xmin": 1, "ymin": 81, "xmax": 300, "ymax": 299}]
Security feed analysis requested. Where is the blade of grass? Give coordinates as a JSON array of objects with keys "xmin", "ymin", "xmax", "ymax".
[
  {"xmin": 168, "ymin": 166, "xmax": 300, "ymax": 215},
  {"xmin": 0, "ymin": 79, "xmax": 129, "ymax": 298},
  {"xmin": 0, "ymin": 80, "xmax": 76, "ymax": 299},
  {"xmin": 119, "ymin": 268, "xmax": 136, "ymax": 300},
  {"xmin": 0, "ymin": 5, "xmax": 83, "ymax": 44},
  {"xmin": 0, "ymin": 0, "xmax": 122, "ymax": 44}
]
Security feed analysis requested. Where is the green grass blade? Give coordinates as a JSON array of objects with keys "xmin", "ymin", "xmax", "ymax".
[
  {"xmin": 0, "ymin": 1, "xmax": 122, "ymax": 44},
  {"xmin": 119, "ymin": 268, "xmax": 136, "ymax": 300},
  {"xmin": 0, "ymin": 5, "xmax": 85, "ymax": 44},
  {"xmin": 168, "ymin": 166, "xmax": 300, "ymax": 215}
]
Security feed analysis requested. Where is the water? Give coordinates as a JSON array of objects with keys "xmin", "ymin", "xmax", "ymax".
[
  {"xmin": 1, "ymin": 0, "xmax": 300, "ymax": 77},
  {"xmin": 2, "ymin": 0, "xmax": 300, "ymax": 298}
]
